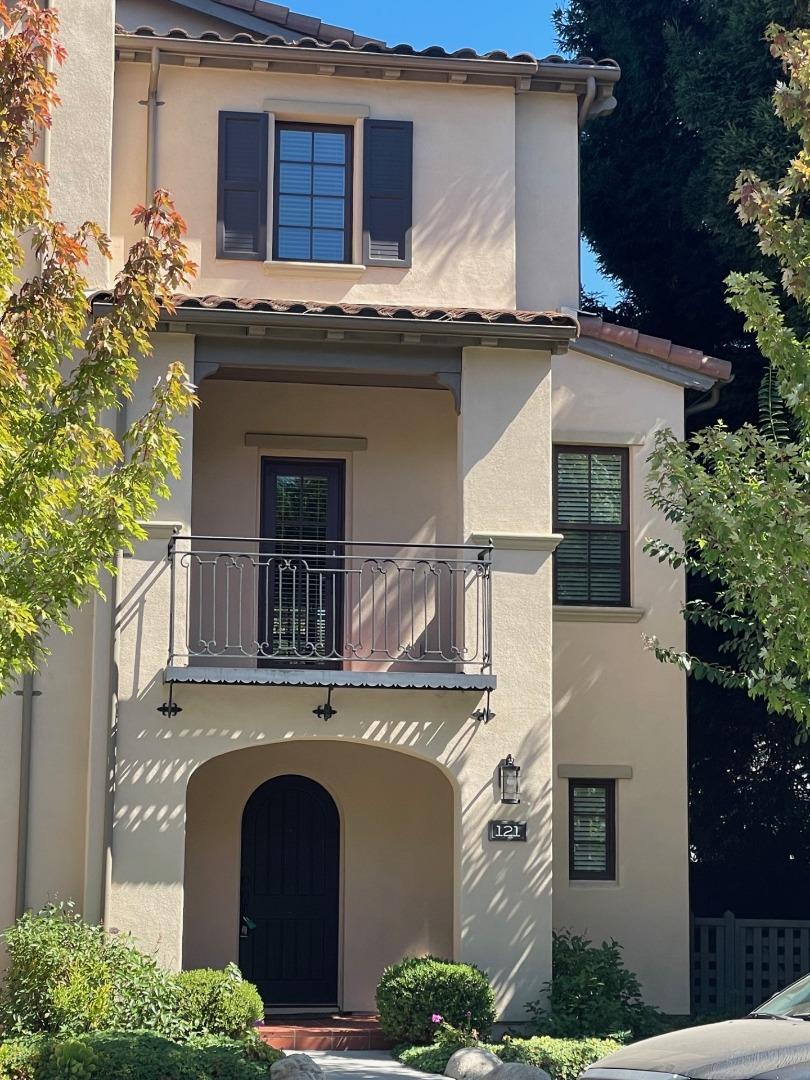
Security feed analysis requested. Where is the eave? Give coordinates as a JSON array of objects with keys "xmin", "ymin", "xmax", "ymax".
[{"xmin": 114, "ymin": 29, "xmax": 621, "ymax": 100}]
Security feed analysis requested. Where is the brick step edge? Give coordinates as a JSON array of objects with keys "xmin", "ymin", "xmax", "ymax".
[{"xmin": 257, "ymin": 1027, "xmax": 393, "ymax": 1052}]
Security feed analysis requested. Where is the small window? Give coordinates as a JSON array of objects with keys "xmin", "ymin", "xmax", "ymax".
[
  {"xmin": 553, "ymin": 445, "xmax": 630, "ymax": 606},
  {"xmin": 273, "ymin": 122, "xmax": 353, "ymax": 263},
  {"xmin": 569, "ymin": 779, "xmax": 616, "ymax": 880}
]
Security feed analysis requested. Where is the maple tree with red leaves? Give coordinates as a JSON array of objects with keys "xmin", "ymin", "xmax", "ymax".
[{"xmin": 0, "ymin": 2, "xmax": 197, "ymax": 687}]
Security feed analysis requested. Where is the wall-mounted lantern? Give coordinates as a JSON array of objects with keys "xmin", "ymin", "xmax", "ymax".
[{"xmin": 499, "ymin": 754, "xmax": 521, "ymax": 804}]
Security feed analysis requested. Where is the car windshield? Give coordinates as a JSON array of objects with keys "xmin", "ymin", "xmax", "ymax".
[{"xmin": 754, "ymin": 972, "xmax": 810, "ymax": 1018}]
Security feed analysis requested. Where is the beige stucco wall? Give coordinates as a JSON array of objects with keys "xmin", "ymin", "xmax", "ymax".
[
  {"xmin": 184, "ymin": 741, "xmax": 454, "ymax": 1010},
  {"xmin": 550, "ymin": 348, "xmax": 690, "ymax": 1014},
  {"xmin": 102, "ymin": 342, "xmax": 556, "ymax": 1021},
  {"xmin": 191, "ymin": 380, "xmax": 457, "ymax": 544}
]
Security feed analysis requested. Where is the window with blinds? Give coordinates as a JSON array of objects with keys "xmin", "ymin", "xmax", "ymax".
[
  {"xmin": 569, "ymin": 779, "xmax": 616, "ymax": 880},
  {"xmin": 553, "ymin": 446, "xmax": 630, "ymax": 606}
]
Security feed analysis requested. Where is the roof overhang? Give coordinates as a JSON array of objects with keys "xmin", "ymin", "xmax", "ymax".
[
  {"xmin": 573, "ymin": 336, "xmax": 722, "ymax": 390},
  {"xmin": 89, "ymin": 294, "xmax": 579, "ymax": 354},
  {"xmin": 114, "ymin": 28, "xmax": 620, "ymax": 102}
]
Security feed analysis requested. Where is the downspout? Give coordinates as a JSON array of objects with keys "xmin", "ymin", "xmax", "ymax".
[
  {"xmin": 578, "ymin": 75, "xmax": 597, "ymax": 129},
  {"xmin": 15, "ymin": 676, "xmax": 35, "ymax": 917},
  {"xmin": 101, "ymin": 400, "xmax": 127, "ymax": 925},
  {"xmin": 685, "ymin": 374, "xmax": 734, "ymax": 419},
  {"xmin": 15, "ymin": 0, "xmax": 54, "ymax": 919},
  {"xmin": 144, "ymin": 47, "xmax": 162, "ymax": 204}
]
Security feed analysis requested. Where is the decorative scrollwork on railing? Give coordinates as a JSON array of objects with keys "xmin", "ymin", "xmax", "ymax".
[{"xmin": 168, "ymin": 537, "xmax": 492, "ymax": 673}]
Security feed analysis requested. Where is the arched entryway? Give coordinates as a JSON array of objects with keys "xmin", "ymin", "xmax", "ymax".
[
  {"xmin": 183, "ymin": 741, "xmax": 455, "ymax": 1010},
  {"xmin": 240, "ymin": 775, "xmax": 340, "ymax": 1007}
]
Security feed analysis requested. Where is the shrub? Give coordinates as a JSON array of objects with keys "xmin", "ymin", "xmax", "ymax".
[
  {"xmin": 396, "ymin": 1021, "xmax": 478, "ymax": 1072},
  {"xmin": 395, "ymin": 1034, "xmax": 622, "ymax": 1080},
  {"xmin": 397, "ymin": 1032, "xmax": 626, "ymax": 1080},
  {"xmin": 376, "ymin": 956, "xmax": 496, "ymax": 1046},
  {"xmin": 498, "ymin": 1036, "xmax": 622, "ymax": 1080},
  {"xmin": 526, "ymin": 931, "xmax": 664, "ymax": 1040},
  {"xmin": 0, "ymin": 903, "xmax": 183, "ymax": 1039},
  {"xmin": 172, "ymin": 966, "xmax": 263, "ymax": 1038},
  {"xmin": 0, "ymin": 1036, "xmax": 44, "ymax": 1080},
  {"xmin": 0, "ymin": 1032, "xmax": 281, "ymax": 1080}
]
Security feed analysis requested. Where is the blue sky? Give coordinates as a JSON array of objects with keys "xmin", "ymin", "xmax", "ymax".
[{"xmin": 305, "ymin": 0, "xmax": 620, "ymax": 303}]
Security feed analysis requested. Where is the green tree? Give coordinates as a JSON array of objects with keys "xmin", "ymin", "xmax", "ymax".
[
  {"xmin": 645, "ymin": 25, "xmax": 810, "ymax": 730},
  {"xmin": 0, "ymin": 2, "xmax": 196, "ymax": 689},
  {"xmin": 555, "ymin": 0, "xmax": 807, "ymax": 366}
]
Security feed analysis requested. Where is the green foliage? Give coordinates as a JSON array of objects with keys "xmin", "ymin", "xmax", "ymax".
[
  {"xmin": 497, "ymin": 1036, "xmax": 623, "ymax": 1080},
  {"xmin": 376, "ymin": 956, "xmax": 496, "ymax": 1046},
  {"xmin": 0, "ymin": 1032, "xmax": 278, "ymax": 1080},
  {"xmin": 0, "ymin": 2, "xmax": 196, "ymax": 689},
  {"xmin": 526, "ymin": 930, "xmax": 664, "ymax": 1040},
  {"xmin": 0, "ymin": 904, "xmax": 268, "ymax": 1051},
  {"xmin": 644, "ymin": 26, "xmax": 810, "ymax": 732},
  {"xmin": 0, "ymin": 903, "xmax": 183, "ymax": 1039},
  {"xmin": 395, "ymin": 1033, "xmax": 622, "ymax": 1080},
  {"xmin": 171, "ymin": 967, "xmax": 263, "ymax": 1039},
  {"xmin": 0, "ymin": 1036, "xmax": 44, "ymax": 1080}
]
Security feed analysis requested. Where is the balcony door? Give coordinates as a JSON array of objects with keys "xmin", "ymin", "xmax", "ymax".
[{"xmin": 259, "ymin": 459, "xmax": 345, "ymax": 667}]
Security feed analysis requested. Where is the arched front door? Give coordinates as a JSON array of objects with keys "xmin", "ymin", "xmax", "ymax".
[{"xmin": 240, "ymin": 775, "xmax": 340, "ymax": 1006}]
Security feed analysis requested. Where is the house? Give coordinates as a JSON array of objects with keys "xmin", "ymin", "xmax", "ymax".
[{"xmin": 0, "ymin": 0, "xmax": 732, "ymax": 1021}]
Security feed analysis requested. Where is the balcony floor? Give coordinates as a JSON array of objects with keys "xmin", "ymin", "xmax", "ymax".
[{"xmin": 164, "ymin": 666, "xmax": 496, "ymax": 692}]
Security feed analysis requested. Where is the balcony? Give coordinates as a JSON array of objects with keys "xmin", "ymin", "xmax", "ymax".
[{"xmin": 165, "ymin": 536, "xmax": 495, "ymax": 692}]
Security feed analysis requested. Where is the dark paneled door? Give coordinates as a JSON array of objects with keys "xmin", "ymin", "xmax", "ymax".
[
  {"xmin": 259, "ymin": 458, "xmax": 345, "ymax": 666},
  {"xmin": 240, "ymin": 775, "xmax": 340, "ymax": 1006}
]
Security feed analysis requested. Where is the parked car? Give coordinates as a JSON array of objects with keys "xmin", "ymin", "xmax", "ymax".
[{"xmin": 580, "ymin": 972, "xmax": 810, "ymax": 1079}]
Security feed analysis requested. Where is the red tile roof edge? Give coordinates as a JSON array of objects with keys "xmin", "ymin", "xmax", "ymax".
[
  {"xmin": 89, "ymin": 292, "xmax": 578, "ymax": 329},
  {"xmin": 115, "ymin": 22, "xmax": 619, "ymax": 67},
  {"xmin": 577, "ymin": 313, "xmax": 732, "ymax": 382}
]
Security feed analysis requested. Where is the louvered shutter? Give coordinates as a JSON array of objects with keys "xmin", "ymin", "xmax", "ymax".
[
  {"xmin": 554, "ymin": 447, "xmax": 629, "ymax": 606},
  {"xmin": 363, "ymin": 118, "xmax": 413, "ymax": 267},
  {"xmin": 569, "ymin": 781, "xmax": 615, "ymax": 880},
  {"xmin": 217, "ymin": 112, "xmax": 268, "ymax": 260}
]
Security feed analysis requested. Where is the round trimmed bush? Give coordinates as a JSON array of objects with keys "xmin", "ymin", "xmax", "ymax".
[
  {"xmin": 376, "ymin": 955, "xmax": 496, "ymax": 1045},
  {"xmin": 172, "ymin": 965, "xmax": 264, "ymax": 1038}
]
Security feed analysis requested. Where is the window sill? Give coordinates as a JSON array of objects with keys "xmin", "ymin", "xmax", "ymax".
[
  {"xmin": 553, "ymin": 605, "xmax": 645, "ymax": 623},
  {"xmin": 263, "ymin": 260, "xmax": 367, "ymax": 277}
]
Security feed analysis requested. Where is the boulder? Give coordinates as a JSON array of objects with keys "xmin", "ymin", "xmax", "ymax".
[
  {"xmin": 270, "ymin": 1053, "xmax": 324, "ymax": 1080},
  {"xmin": 445, "ymin": 1047, "xmax": 501, "ymax": 1080},
  {"xmin": 489, "ymin": 1063, "xmax": 551, "ymax": 1080}
]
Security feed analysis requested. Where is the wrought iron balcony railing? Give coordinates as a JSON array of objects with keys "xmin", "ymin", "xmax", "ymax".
[{"xmin": 167, "ymin": 535, "xmax": 492, "ymax": 673}]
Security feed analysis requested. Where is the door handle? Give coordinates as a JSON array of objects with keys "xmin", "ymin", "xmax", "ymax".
[{"xmin": 241, "ymin": 915, "xmax": 256, "ymax": 938}]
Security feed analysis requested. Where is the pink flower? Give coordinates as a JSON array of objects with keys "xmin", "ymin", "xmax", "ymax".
[{"xmin": 432, "ymin": 1014, "xmax": 443, "ymax": 1024}]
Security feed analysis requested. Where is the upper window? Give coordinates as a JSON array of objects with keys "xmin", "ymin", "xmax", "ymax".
[
  {"xmin": 216, "ymin": 112, "xmax": 413, "ymax": 266},
  {"xmin": 553, "ymin": 445, "xmax": 630, "ymax": 606},
  {"xmin": 273, "ymin": 123, "xmax": 353, "ymax": 264},
  {"xmin": 569, "ymin": 779, "xmax": 616, "ymax": 881}
]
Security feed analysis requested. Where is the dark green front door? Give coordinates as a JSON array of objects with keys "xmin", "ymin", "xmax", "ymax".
[{"xmin": 239, "ymin": 775, "xmax": 340, "ymax": 1006}]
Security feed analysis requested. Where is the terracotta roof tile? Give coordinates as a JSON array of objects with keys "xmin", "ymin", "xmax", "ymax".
[
  {"xmin": 577, "ymin": 313, "xmax": 732, "ymax": 381},
  {"xmin": 159, "ymin": 294, "xmax": 577, "ymax": 326},
  {"xmin": 115, "ymin": 20, "xmax": 619, "ymax": 66}
]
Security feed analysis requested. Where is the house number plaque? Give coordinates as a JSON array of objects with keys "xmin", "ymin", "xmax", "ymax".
[{"xmin": 488, "ymin": 820, "xmax": 527, "ymax": 842}]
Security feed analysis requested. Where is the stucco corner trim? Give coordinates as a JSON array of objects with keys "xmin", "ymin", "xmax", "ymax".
[
  {"xmin": 469, "ymin": 532, "xmax": 564, "ymax": 552},
  {"xmin": 558, "ymin": 764, "xmax": 633, "ymax": 780},
  {"xmin": 245, "ymin": 432, "xmax": 368, "ymax": 452},
  {"xmin": 263, "ymin": 261, "xmax": 367, "ymax": 277},
  {"xmin": 139, "ymin": 521, "xmax": 183, "ymax": 539},
  {"xmin": 553, "ymin": 429, "xmax": 647, "ymax": 447},
  {"xmin": 553, "ymin": 605, "xmax": 645, "ymax": 623},
  {"xmin": 264, "ymin": 98, "xmax": 371, "ymax": 121}
]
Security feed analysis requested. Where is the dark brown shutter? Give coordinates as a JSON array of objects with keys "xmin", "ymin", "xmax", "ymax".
[
  {"xmin": 217, "ymin": 112, "xmax": 268, "ymax": 260},
  {"xmin": 362, "ymin": 118, "xmax": 413, "ymax": 267}
]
